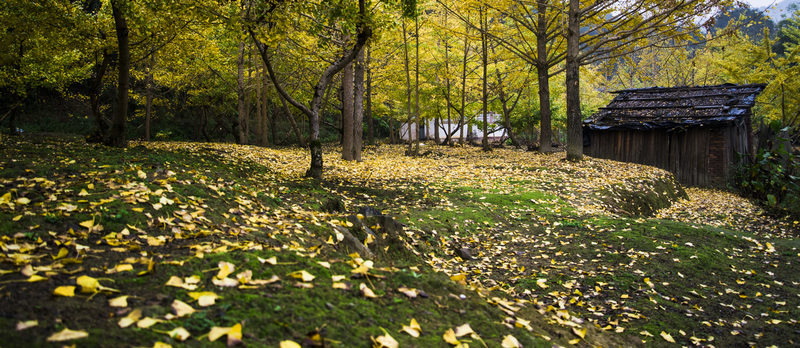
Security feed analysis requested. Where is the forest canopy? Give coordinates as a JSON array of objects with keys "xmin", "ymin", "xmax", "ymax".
[{"xmin": 1, "ymin": 0, "xmax": 799, "ymax": 165}]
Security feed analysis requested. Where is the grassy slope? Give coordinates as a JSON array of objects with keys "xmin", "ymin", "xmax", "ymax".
[{"xmin": 1, "ymin": 135, "xmax": 798, "ymax": 347}]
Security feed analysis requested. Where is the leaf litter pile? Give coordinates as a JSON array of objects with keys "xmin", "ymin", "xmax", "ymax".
[{"xmin": 1, "ymin": 135, "xmax": 798, "ymax": 347}]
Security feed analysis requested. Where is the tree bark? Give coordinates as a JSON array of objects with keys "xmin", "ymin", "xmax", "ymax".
[
  {"xmin": 144, "ymin": 50, "xmax": 154, "ymax": 142},
  {"xmin": 236, "ymin": 40, "xmax": 246, "ymax": 144},
  {"xmin": 88, "ymin": 52, "xmax": 111, "ymax": 142},
  {"xmin": 107, "ymin": 0, "xmax": 129, "ymax": 148},
  {"xmin": 341, "ymin": 48, "xmax": 355, "ymax": 161},
  {"xmin": 414, "ymin": 15, "xmax": 421, "ymax": 153},
  {"xmin": 537, "ymin": 0, "xmax": 553, "ymax": 153},
  {"xmin": 565, "ymin": 0, "xmax": 582, "ymax": 161},
  {"xmin": 402, "ymin": 20, "xmax": 415, "ymax": 153},
  {"xmin": 353, "ymin": 47, "xmax": 366, "ymax": 161},
  {"xmin": 366, "ymin": 43, "xmax": 374, "ymax": 145},
  {"xmin": 481, "ymin": 6, "xmax": 491, "ymax": 151}
]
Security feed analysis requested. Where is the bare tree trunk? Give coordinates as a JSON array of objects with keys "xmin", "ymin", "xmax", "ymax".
[
  {"xmin": 537, "ymin": 0, "xmax": 553, "ymax": 153},
  {"xmin": 402, "ymin": 20, "xmax": 415, "ymax": 153},
  {"xmin": 480, "ymin": 6, "xmax": 490, "ymax": 152},
  {"xmin": 145, "ymin": 50, "xmax": 155, "ymax": 142},
  {"xmin": 459, "ymin": 21, "xmax": 469, "ymax": 146},
  {"xmin": 88, "ymin": 52, "xmax": 111, "ymax": 141},
  {"xmin": 414, "ymin": 15, "xmax": 421, "ymax": 153},
  {"xmin": 341, "ymin": 43, "xmax": 355, "ymax": 160},
  {"xmin": 353, "ymin": 47, "xmax": 366, "ymax": 161},
  {"xmin": 278, "ymin": 93, "xmax": 306, "ymax": 147},
  {"xmin": 366, "ymin": 43, "xmax": 374, "ymax": 145},
  {"xmin": 565, "ymin": 0, "xmax": 582, "ymax": 161},
  {"xmin": 255, "ymin": 59, "xmax": 263, "ymax": 146},
  {"xmin": 107, "ymin": 0, "xmax": 129, "ymax": 148},
  {"xmin": 236, "ymin": 40, "xmax": 246, "ymax": 144}
]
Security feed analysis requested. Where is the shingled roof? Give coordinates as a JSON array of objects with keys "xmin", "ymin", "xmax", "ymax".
[{"xmin": 584, "ymin": 83, "xmax": 767, "ymax": 131}]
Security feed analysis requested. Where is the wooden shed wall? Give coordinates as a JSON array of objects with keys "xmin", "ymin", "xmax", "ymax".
[{"xmin": 585, "ymin": 122, "xmax": 749, "ymax": 187}]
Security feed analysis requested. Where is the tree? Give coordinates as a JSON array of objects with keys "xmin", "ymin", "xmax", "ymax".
[
  {"xmin": 106, "ymin": 0, "xmax": 130, "ymax": 148},
  {"xmin": 249, "ymin": 1, "xmax": 372, "ymax": 179}
]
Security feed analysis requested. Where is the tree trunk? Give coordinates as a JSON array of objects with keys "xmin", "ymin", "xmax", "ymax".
[
  {"xmin": 481, "ymin": 6, "xmax": 490, "ymax": 152},
  {"xmin": 341, "ymin": 50, "xmax": 355, "ymax": 160},
  {"xmin": 144, "ymin": 50, "xmax": 154, "ymax": 142},
  {"xmin": 89, "ymin": 52, "xmax": 111, "ymax": 141},
  {"xmin": 402, "ymin": 20, "xmax": 415, "ymax": 153},
  {"xmin": 107, "ymin": 0, "xmax": 129, "ymax": 148},
  {"xmin": 251, "ymin": 0, "xmax": 370, "ymax": 179},
  {"xmin": 565, "ymin": 0, "xmax": 582, "ymax": 161},
  {"xmin": 414, "ymin": 15, "xmax": 421, "ymax": 154},
  {"xmin": 537, "ymin": 0, "xmax": 553, "ymax": 153},
  {"xmin": 236, "ymin": 40, "xmax": 246, "ymax": 144},
  {"xmin": 278, "ymin": 93, "xmax": 306, "ymax": 147},
  {"xmin": 353, "ymin": 47, "xmax": 365, "ymax": 161},
  {"xmin": 366, "ymin": 43, "xmax": 374, "ymax": 145}
]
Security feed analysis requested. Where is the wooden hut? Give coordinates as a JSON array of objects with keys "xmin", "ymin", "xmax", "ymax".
[{"xmin": 583, "ymin": 83, "xmax": 766, "ymax": 187}]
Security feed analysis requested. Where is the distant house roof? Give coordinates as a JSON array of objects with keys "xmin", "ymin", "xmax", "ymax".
[{"xmin": 585, "ymin": 83, "xmax": 767, "ymax": 131}]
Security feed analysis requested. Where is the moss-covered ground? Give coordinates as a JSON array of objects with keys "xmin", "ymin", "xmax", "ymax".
[{"xmin": 1, "ymin": 134, "xmax": 797, "ymax": 347}]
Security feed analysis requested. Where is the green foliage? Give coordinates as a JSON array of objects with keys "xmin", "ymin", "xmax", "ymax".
[{"xmin": 735, "ymin": 130, "xmax": 800, "ymax": 217}]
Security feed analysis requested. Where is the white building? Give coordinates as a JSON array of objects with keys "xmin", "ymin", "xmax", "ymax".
[{"xmin": 400, "ymin": 113, "xmax": 504, "ymax": 142}]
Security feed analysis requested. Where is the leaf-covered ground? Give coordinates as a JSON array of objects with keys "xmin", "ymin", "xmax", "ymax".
[{"xmin": 1, "ymin": 134, "xmax": 797, "ymax": 347}]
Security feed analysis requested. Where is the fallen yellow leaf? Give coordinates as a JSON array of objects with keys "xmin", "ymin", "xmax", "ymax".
[
  {"xmin": 47, "ymin": 328, "xmax": 89, "ymax": 342},
  {"xmin": 501, "ymin": 335, "xmax": 521, "ymax": 348},
  {"xmin": 289, "ymin": 270, "xmax": 315, "ymax": 282},
  {"xmin": 53, "ymin": 285, "xmax": 76, "ymax": 297}
]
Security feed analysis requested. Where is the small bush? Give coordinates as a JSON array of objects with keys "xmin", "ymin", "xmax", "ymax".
[{"xmin": 734, "ymin": 129, "xmax": 800, "ymax": 217}]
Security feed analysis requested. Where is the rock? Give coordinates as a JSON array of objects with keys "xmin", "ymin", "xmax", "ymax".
[
  {"xmin": 357, "ymin": 206, "xmax": 383, "ymax": 217},
  {"xmin": 454, "ymin": 246, "xmax": 474, "ymax": 260},
  {"xmin": 322, "ymin": 197, "xmax": 345, "ymax": 213}
]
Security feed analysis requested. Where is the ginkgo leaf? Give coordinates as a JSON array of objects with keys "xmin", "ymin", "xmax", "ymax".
[
  {"xmin": 137, "ymin": 317, "xmax": 162, "ymax": 329},
  {"xmin": 644, "ymin": 277, "xmax": 655, "ymax": 289},
  {"xmin": 401, "ymin": 318, "xmax": 422, "ymax": 337},
  {"xmin": 153, "ymin": 342, "xmax": 172, "ymax": 348},
  {"xmin": 16, "ymin": 320, "xmax": 38, "ymax": 331},
  {"xmin": 259, "ymin": 256, "xmax": 277, "ymax": 265},
  {"xmin": 442, "ymin": 329, "xmax": 460, "ymax": 345},
  {"xmin": 536, "ymin": 278, "xmax": 548, "ymax": 289},
  {"xmin": 660, "ymin": 331, "xmax": 676, "ymax": 343},
  {"xmin": 167, "ymin": 327, "xmax": 191, "ymax": 341},
  {"xmin": 109, "ymin": 295, "xmax": 129, "ymax": 308},
  {"xmin": 16, "ymin": 197, "xmax": 31, "ymax": 205},
  {"xmin": 118, "ymin": 308, "xmax": 142, "ymax": 328},
  {"xmin": 280, "ymin": 341, "xmax": 301, "ymax": 348},
  {"xmin": 47, "ymin": 328, "xmax": 89, "ymax": 342},
  {"xmin": 360, "ymin": 283, "xmax": 378, "ymax": 298},
  {"xmin": 572, "ymin": 327, "xmax": 586, "ymax": 339},
  {"xmin": 208, "ymin": 326, "xmax": 231, "ymax": 342},
  {"xmin": 165, "ymin": 276, "xmax": 198, "ymax": 290},
  {"xmin": 188, "ymin": 291, "xmax": 219, "ymax": 307},
  {"xmin": 372, "ymin": 328, "xmax": 399, "ymax": 348},
  {"xmin": 227, "ymin": 323, "xmax": 243, "ymax": 346},
  {"xmin": 172, "ymin": 300, "xmax": 195, "ymax": 317},
  {"xmin": 79, "ymin": 219, "xmax": 94, "ymax": 229},
  {"xmin": 76, "ymin": 275, "xmax": 118, "ymax": 293},
  {"xmin": 217, "ymin": 261, "xmax": 235, "ymax": 279},
  {"xmin": 289, "ymin": 270, "xmax": 315, "ymax": 282},
  {"xmin": 52, "ymin": 247, "xmax": 69, "ymax": 260},
  {"xmin": 501, "ymin": 335, "xmax": 521, "ymax": 348},
  {"xmin": 398, "ymin": 287, "xmax": 418, "ymax": 298},
  {"xmin": 26, "ymin": 274, "xmax": 47, "ymax": 283},
  {"xmin": 454, "ymin": 323, "xmax": 474, "ymax": 337},
  {"xmin": 212, "ymin": 277, "xmax": 239, "ymax": 287},
  {"xmin": 53, "ymin": 285, "xmax": 76, "ymax": 297},
  {"xmin": 450, "ymin": 274, "xmax": 466, "ymax": 284}
]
